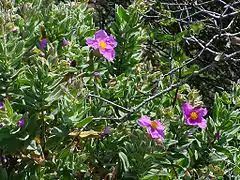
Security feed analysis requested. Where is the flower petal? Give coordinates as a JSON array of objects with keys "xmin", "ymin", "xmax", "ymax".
[
  {"xmin": 138, "ymin": 115, "xmax": 151, "ymax": 127},
  {"xmin": 17, "ymin": 119, "xmax": 25, "ymax": 127},
  {"xmin": 185, "ymin": 117, "xmax": 207, "ymax": 130},
  {"xmin": 182, "ymin": 102, "xmax": 194, "ymax": 118},
  {"xmin": 156, "ymin": 128, "xmax": 164, "ymax": 140},
  {"xmin": 155, "ymin": 120, "xmax": 165, "ymax": 130},
  {"xmin": 86, "ymin": 38, "xmax": 98, "ymax": 49},
  {"xmin": 99, "ymin": 48, "xmax": 115, "ymax": 62},
  {"xmin": 103, "ymin": 126, "xmax": 110, "ymax": 135},
  {"xmin": 62, "ymin": 39, "xmax": 70, "ymax": 47},
  {"xmin": 106, "ymin": 36, "xmax": 117, "ymax": 48},
  {"xmin": 195, "ymin": 107, "xmax": 208, "ymax": 117},
  {"xmin": 95, "ymin": 30, "xmax": 108, "ymax": 41},
  {"xmin": 185, "ymin": 117, "xmax": 201, "ymax": 126},
  {"xmin": 39, "ymin": 38, "xmax": 47, "ymax": 48},
  {"xmin": 93, "ymin": 72, "xmax": 102, "ymax": 77},
  {"xmin": 0, "ymin": 102, "xmax": 4, "ymax": 110},
  {"xmin": 148, "ymin": 128, "xmax": 164, "ymax": 139},
  {"xmin": 197, "ymin": 118, "xmax": 207, "ymax": 129},
  {"xmin": 215, "ymin": 130, "xmax": 220, "ymax": 140}
]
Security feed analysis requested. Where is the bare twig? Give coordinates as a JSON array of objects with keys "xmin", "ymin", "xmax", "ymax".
[
  {"xmin": 132, "ymin": 62, "xmax": 214, "ymax": 113},
  {"xmin": 93, "ymin": 117, "xmax": 122, "ymax": 120},
  {"xmin": 89, "ymin": 94, "xmax": 132, "ymax": 113}
]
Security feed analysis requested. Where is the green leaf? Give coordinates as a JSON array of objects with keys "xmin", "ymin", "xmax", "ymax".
[
  {"xmin": 46, "ymin": 85, "xmax": 63, "ymax": 103},
  {"xmin": 142, "ymin": 174, "xmax": 161, "ymax": 180},
  {"xmin": 190, "ymin": 22, "xmax": 204, "ymax": 35},
  {"xmin": 0, "ymin": 167, "xmax": 8, "ymax": 180},
  {"xmin": 119, "ymin": 151, "xmax": 130, "ymax": 172},
  {"xmin": 0, "ymin": 41, "xmax": 4, "ymax": 54},
  {"xmin": 194, "ymin": 150, "xmax": 198, "ymax": 160},
  {"xmin": 4, "ymin": 99, "xmax": 13, "ymax": 118},
  {"xmin": 18, "ymin": 132, "xmax": 30, "ymax": 141},
  {"xmin": 225, "ymin": 126, "xmax": 240, "ymax": 140},
  {"xmin": 47, "ymin": 77, "xmax": 64, "ymax": 90},
  {"xmin": 116, "ymin": 5, "xmax": 130, "ymax": 22},
  {"xmin": 130, "ymin": 11, "xmax": 139, "ymax": 26},
  {"xmin": 222, "ymin": 91, "xmax": 231, "ymax": 104},
  {"xmin": 14, "ymin": 40, "xmax": 25, "ymax": 57},
  {"xmin": 26, "ymin": 140, "xmax": 37, "ymax": 151},
  {"xmin": 165, "ymin": 139, "xmax": 178, "ymax": 148},
  {"xmin": 147, "ymin": 169, "xmax": 169, "ymax": 177},
  {"xmin": 75, "ymin": 117, "xmax": 93, "ymax": 128},
  {"xmin": 156, "ymin": 33, "xmax": 174, "ymax": 41}
]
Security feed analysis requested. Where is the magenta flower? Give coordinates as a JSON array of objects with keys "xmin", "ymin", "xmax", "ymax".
[
  {"xmin": 0, "ymin": 124, "xmax": 3, "ymax": 128},
  {"xmin": 12, "ymin": 26, "xmax": 19, "ymax": 33},
  {"xmin": 0, "ymin": 102, "xmax": 4, "ymax": 110},
  {"xmin": 138, "ymin": 115, "xmax": 165, "ymax": 140},
  {"xmin": 86, "ymin": 30, "xmax": 117, "ymax": 62},
  {"xmin": 182, "ymin": 102, "xmax": 208, "ymax": 130},
  {"xmin": 17, "ymin": 119, "xmax": 25, "ymax": 127},
  {"xmin": 39, "ymin": 38, "xmax": 47, "ymax": 48},
  {"xmin": 100, "ymin": 126, "xmax": 110, "ymax": 138},
  {"xmin": 137, "ymin": 86, "xmax": 142, "ymax": 92},
  {"xmin": 93, "ymin": 72, "xmax": 102, "ymax": 77},
  {"xmin": 70, "ymin": 60, "xmax": 77, "ymax": 67},
  {"xmin": 40, "ymin": 50, "xmax": 45, "ymax": 56},
  {"xmin": 62, "ymin": 38, "xmax": 70, "ymax": 47},
  {"xmin": 103, "ymin": 126, "xmax": 110, "ymax": 136},
  {"xmin": 216, "ymin": 130, "xmax": 220, "ymax": 140},
  {"xmin": 0, "ymin": 155, "xmax": 7, "ymax": 168}
]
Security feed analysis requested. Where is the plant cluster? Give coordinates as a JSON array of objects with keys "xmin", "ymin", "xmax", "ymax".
[{"xmin": 0, "ymin": 0, "xmax": 240, "ymax": 179}]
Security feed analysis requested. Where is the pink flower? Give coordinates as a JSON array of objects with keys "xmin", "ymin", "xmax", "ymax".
[
  {"xmin": 103, "ymin": 126, "xmax": 110, "ymax": 136},
  {"xmin": 70, "ymin": 60, "xmax": 77, "ymax": 67},
  {"xmin": 0, "ymin": 102, "xmax": 4, "ymax": 110},
  {"xmin": 182, "ymin": 102, "xmax": 208, "ymax": 130},
  {"xmin": 39, "ymin": 38, "xmax": 47, "ymax": 48},
  {"xmin": 17, "ymin": 119, "xmax": 25, "ymax": 127},
  {"xmin": 62, "ymin": 38, "xmax": 71, "ymax": 47},
  {"xmin": 86, "ymin": 30, "xmax": 117, "ymax": 62},
  {"xmin": 138, "ymin": 115, "xmax": 164, "ymax": 140},
  {"xmin": 216, "ymin": 130, "xmax": 220, "ymax": 140},
  {"xmin": 93, "ymin": 72, "xmax": 102, "ymax": 77},
  {"xmin": 12, "ymin": 26, "xmax": 19, "ymax": 32}
]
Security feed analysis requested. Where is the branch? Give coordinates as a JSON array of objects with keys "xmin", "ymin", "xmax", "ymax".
[
  {"xmin": 93, "ymin": 117, "xmax": 122, "ymax": 120},
  {"xmin": 133, "ymin": 62, "xmax": 214, "ymax": 113},
  {"xmin": 155, "ymin": 33, "xmax": 219, "ymax": 82},
  {"xmin": 89, "ymin": 94, "xmax": 132, "ymax": 113}
]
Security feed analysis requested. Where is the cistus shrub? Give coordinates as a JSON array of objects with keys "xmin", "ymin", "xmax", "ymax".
[{"xmin": 0, "ymin": 0, "xmax": 240, "ymax": 179}]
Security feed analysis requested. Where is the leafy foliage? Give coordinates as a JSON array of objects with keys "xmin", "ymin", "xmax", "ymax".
[{"xmin": 0, "ymin": 0, "xmax": 240, "ymax": 179}]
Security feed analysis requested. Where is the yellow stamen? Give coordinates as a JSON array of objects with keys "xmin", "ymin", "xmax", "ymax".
[
  {"xmin": 190, "ymin": 111, "xmax": 198, "ymax": 120},
  {"xmin": 151, "ymin": 121, "xmax": 158, "ymax": 129},
  {"xmin": 99, "ymin": 41, "xmax": 107, "ymax": 50},
  {"xmin": 34, "ymin": 137, "xmax": 41, "ymax": 144}
]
